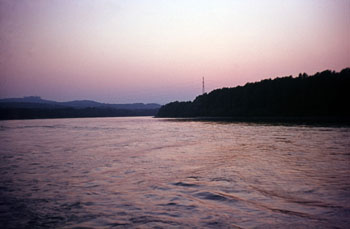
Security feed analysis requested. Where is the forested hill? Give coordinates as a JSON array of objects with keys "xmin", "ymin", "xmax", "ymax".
[
  {"xmin": 156, "ymin": 68, "xmax": 350, "ymax": 118},
  {"xmin": 0, "ymin": 98, "xmax": 161, "ymax": 120}
]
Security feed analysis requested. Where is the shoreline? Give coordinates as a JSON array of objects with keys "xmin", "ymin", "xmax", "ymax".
[{"xmin": 155, "ymin": 116, "xmax": 350, "ymax": 125}]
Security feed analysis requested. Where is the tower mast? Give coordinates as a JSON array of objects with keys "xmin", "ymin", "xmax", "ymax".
[{"xmin": 202, "ymin": 77, "xmax": 205, "ymax": 95}]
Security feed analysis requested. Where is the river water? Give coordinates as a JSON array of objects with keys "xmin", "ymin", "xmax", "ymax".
[{"xmin": 0, "ymin": 117, "xmax": 349, "ymax": 228}]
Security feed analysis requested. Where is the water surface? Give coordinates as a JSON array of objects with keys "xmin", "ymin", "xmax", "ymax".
[{"xmin": 0, "ymin": 117, "xmax": 349, "ymax": 228}]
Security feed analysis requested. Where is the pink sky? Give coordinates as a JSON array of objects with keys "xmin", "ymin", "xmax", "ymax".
[{"xmin": 0, "ymin": 0, "xmax": 349, "ymax": 104}]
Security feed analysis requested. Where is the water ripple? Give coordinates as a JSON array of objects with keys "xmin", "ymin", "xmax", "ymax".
[{"xmin": 0, "ymin": 117, "xmax": 349, "ymax": 228}]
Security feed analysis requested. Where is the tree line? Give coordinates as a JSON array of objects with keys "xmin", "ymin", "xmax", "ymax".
[
  {"xmin": 0, "ymin": 107, "xmax": 159, "ymax": 120},
  {"xmin": 156, "ymin": 68, "xmax": 350, "ymax": 119}
]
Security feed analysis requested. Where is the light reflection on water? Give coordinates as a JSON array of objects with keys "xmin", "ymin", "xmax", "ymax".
[{"xmin": 0, "ymin": 117, "xmax": 349, "ymax": 228}]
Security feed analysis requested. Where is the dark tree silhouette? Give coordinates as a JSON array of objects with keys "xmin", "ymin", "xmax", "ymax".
[
  {"xmin": 0, "ymin": 108, "xmax": 159, "ymax": 120},
  {"xmin": 157, "ymin": 68, "xmax": 350, "ymax": 119}
]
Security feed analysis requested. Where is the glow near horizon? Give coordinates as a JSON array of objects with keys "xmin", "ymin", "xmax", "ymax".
[{"xmin": 0, "ymin": 0, "xmax": 349, "ymax": 104}]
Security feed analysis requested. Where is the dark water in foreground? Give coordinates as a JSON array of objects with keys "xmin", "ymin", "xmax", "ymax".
[{"xmin": 0, "ymin": 117, "xmax": 349, "ymax": 228}]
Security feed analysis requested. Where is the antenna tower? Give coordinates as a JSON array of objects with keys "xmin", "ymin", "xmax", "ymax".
[{"xmin": 202, "ymin": 76, "xmax": 205, "ymax": 95}]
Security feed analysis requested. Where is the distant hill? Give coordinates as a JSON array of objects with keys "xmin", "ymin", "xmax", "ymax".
[
  {"xmin": 0, "ymin": 97, "xmax": 161, "ymax": 110},
  {"xmin": 0, "ymin": 96, "xmax": 58, "ymax": 105},
  {"xmin": 0, "ymin": 97, "xmax": 161, "ymax": 120},
  {"xmin": 156, "ymin": 68, "xmax": 350, "ymax": 120}
]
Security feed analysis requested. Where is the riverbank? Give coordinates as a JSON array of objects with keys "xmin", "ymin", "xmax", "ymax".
[{"xmin": 156, "ymin": 116, "xmax": 350, "ymax": 126}]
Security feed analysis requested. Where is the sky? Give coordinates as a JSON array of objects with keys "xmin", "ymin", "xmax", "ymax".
[{"xmin": 0, "ymin": 0, "xmax": 349, "ymax": 104}]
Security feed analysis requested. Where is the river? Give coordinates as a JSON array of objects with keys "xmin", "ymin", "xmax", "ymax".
[{"xmin": 0, "ymin": 117, "xmax": 349, "ymax": 228}]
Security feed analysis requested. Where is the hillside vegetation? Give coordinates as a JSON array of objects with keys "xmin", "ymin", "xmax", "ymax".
[{"xmin": 157, "ymin": 68, "xmax": 350, "ymax": 118}]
